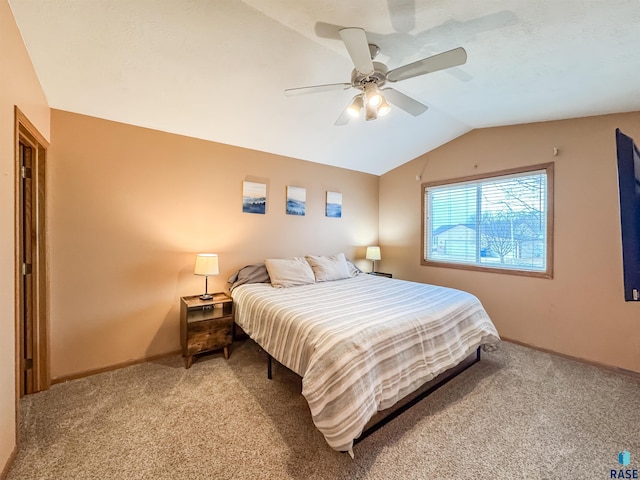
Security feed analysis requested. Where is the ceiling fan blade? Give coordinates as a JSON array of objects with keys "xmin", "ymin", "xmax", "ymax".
[
  {"xmin": 284, "ymin": 83, "xmax": 352, "ymax": 96},
  {"xmin": 314, "ymin": 21, "xmax": 345, "ymax": 40},
  {"xmin": 387, "ymin": 47, "xmax": 467, "ymax": 83},
  {"xmin": 382, "ymin": 88, "xmax": 428, "ymax": 116},
  {"xmin": 334, "ymin": 107, "xmax": 352, "ymax": 126},
  {"xmin": 339, "ymin": 28, "xmax": 374, "ymax": 75}
]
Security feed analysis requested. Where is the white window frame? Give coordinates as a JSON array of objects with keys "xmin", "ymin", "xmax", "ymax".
[{"xmin": 421, "ymin": 163, "xmax": 554, "ymax": 278}]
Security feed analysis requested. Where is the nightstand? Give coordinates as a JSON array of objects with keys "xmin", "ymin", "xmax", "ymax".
[
  {"xmin": 369, "ymin": 271, "xmax": 392, "ymax": 278},
  {"xmin": 180, "ymin": 292, "xmax": 233, "ymax": 369}
]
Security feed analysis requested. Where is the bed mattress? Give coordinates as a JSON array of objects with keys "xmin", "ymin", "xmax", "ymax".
[{"xmin": 232, "ymin": 274, "xmax": 500, "ymax": 453}]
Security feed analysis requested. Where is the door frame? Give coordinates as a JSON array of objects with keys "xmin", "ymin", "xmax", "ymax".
[{"xmin": 14, "ymin": 106, "xmax": 49, "ymax": 397}]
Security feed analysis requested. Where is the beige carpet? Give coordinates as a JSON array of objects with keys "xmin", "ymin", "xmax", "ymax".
[{"xmin": 7, "ymin": 340, "xmax": 640, "ymax": 480}]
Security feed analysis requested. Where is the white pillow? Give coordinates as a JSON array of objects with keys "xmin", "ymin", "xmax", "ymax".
[
  {"xmin": 265, "ymin": 257, "xmax": 316, "ymax": 288},
  {"xmin": 305, "ymin": 253, "xmax": 351, "ymax": 282}
]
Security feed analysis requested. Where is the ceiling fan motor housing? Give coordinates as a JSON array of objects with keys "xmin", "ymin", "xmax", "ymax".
[{"xmin": 351, "ymin": 62, "xmax": 388, "ymax": 90}]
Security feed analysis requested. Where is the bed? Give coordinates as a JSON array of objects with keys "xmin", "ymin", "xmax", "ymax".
[{"xmin": 229, "ymin": 256, "xmax": 500, "ymax": 455}]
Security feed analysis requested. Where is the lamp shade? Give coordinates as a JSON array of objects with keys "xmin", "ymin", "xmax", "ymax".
[
  {"xmin": 194, "ymin": 253, "xmax": 219, "ymax": 276},
  {"xmin": 364, "ymin": 82, "xmax": 382, "ymax": 107},
  {"xmin": 377, "ymin": 98, "xmax": 391, "ymax": 116},
  {"xmin": 347, "ymin": 95, "xmax": 364, "ymax": 117},
  {"xmin": 365, "ymin": 101, "xmax": 378, "ymax": 121},
  {"xmin": 366, "ymin": 246, "xmax": 381, "ymax": 261}
]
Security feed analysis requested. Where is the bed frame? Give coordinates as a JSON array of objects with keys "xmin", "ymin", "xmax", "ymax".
[{"xmin": 265, "ymin": 346, "xmax": 481, "ymax": 448}]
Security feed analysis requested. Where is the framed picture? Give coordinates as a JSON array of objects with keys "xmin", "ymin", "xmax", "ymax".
[
  {"xmin": 286, "ymin": 186, "xmax": 306, "ymax": 216},
  {"xmin": 242, "ymin": 181, "xmax": 267, "ymax": 214},
  {"xmin": 326, "ymin": 191, "xmax": 342, "ymax": 218}
]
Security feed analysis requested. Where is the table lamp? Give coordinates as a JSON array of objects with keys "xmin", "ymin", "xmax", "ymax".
[
  {"xmin": 366, "ymin": 246, "xmax": 381, "ymax": 273},
  {"xmin": 194, "ymin": 253, "xmax": 219, "ymax": 300}
]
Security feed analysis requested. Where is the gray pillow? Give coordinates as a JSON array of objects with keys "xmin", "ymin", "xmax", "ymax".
[
  {"xmin": 227, "ymin": 264, "xmax": 271, "ymax": 292},
  {"xmin": 346, "ymin": 259, "xmax": 363, "ymax": 277}
]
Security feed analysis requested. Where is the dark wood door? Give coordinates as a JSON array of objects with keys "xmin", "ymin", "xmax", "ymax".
[
  {"xmin": 19, "ymin": 141, "xmax": 35, "ymax": 395},
  {"xmin": 15, "ymin": 107, "xmax": 49, "ymax": 397}
]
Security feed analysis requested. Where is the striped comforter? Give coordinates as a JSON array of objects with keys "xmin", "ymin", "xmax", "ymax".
[{"xmin": 232, "ymin": 274, "xmax": 500, "ymax": 453}]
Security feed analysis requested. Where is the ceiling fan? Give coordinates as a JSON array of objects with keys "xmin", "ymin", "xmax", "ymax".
[{"xmin": 284, "ymin": 27, "xmax": 467, "ymax": 125}]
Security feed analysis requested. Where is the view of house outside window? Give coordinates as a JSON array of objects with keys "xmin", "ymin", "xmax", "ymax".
[{"xmin": 423, "ymin": 163, "xmax": 553, "ymax": 277}]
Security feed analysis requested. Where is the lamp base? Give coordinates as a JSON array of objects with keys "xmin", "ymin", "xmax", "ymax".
[{"xmin": 199, "ymin": 293, "xmax": 213, "ymax": 300}]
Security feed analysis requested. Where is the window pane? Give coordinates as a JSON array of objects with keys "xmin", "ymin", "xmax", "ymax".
[
  {"xmin": 423, "ymin": 165, "xmax": 552, "ymax": 276},
  {"xmin": 478, "ymin": 173, "xmax": 546, "ymax": 269},
  {"xmin": 427, "ymin": 184, "xmax": 478, "ymax": 263}
]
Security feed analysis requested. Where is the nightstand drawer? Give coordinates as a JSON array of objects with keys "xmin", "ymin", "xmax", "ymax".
[{"xmin": 186, "ymin": 317, "xmax": 233, "ymax": 355}]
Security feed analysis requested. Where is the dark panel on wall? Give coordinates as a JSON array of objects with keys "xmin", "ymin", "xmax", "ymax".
[{"xmin": 615, "ymin": 128, "xmax": 640, "ymax": 301}]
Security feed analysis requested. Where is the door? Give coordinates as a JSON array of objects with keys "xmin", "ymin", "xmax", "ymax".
[
  {"xmin": 15, "ymin": 107, "xmax": 49, "ymax": 396},
  {"xmin": 20, "ymin": 140, "xmax": 35, "ymax": 394}
]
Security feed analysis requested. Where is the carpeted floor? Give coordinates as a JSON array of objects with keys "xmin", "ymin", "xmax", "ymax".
[{"xmin": 7, "ymin": 339, "xmax": 640, "ymax": 480}]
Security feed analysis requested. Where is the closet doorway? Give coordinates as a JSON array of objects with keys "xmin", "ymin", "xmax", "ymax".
[{"xmin": 15, "ymin": 107, "xmax": 49, "ymax": 396}]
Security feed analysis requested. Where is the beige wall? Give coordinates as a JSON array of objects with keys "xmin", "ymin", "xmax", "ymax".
[
  {"xmin": 48, "ymin": 109, "xmax": 379, "ymax": 379},
  {"xmin": 4, "ymin": 7, "xmax": 639, "ymax": 476},
  {"xmin": 0, "ymin": 1, "xmax": 50, "ymax": 474},
  {"xmin": 380, "ymin": 112, "xmax": 640, "ymax": 373}
]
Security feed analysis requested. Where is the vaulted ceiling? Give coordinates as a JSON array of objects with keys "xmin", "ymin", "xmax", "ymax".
[{"xmin": 9, "ymin": 1, "xmax": 640, "ymax": 175}]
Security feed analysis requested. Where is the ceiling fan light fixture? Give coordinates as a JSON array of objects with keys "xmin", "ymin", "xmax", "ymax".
[
  {"xmin": 378, "ymin": 98, "xmax": 391, "ymax": 116},
  {"xmin": 347, "ymin": 95, "xmax": 364, "ymax": 117},
  {"xmin": 363, "ymin": 82, "xmax": 382, "ymax": 108},
  {"xmin": 365, "ymin": 102, "xmax": 378, "ymax": 121}
]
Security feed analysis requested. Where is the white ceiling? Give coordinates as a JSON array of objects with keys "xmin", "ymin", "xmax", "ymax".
[{"xmin": 9, "ymin": 1, "xmax": 640, "ymax": 175}]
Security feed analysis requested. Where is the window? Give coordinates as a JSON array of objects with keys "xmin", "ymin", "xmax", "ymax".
[{"xmin": 422, "ymin": 163, "xmax": 554, "ymax": 278}]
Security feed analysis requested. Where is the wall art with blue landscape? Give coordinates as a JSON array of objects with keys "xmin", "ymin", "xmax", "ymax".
[
  {"xmin": 242, "ymin": 181, "xmax": 267, "ymax": 214},
  {"xmin": 286, "ymin": 186, "xmax": 306, "ymax": 216},
  {"xmin": 326, "ymin": 191, "xmax": 342, "ymax": 218}
]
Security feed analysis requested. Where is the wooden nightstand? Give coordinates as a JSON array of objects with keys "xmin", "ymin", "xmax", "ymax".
[
  {"xmin": 180, "ymin": 292, "xmax": 233, "ymax": 369},
  {"xmin": 369, "ymin": 271, "xmax": 392, "ymax": 278}
]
